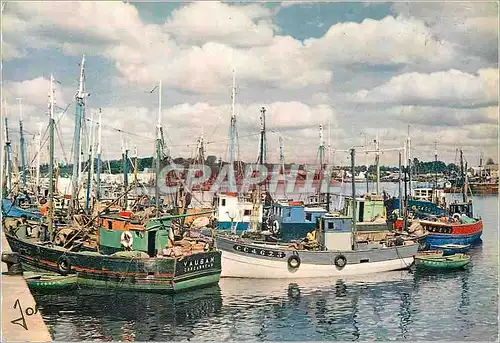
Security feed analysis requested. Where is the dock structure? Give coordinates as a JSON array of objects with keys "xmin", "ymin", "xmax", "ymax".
[{"xmin": 1, "ymin": 232, "xmax": 52, "ymax": 342}]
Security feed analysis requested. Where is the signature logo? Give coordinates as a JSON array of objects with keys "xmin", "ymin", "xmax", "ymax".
[
  {"xmin": 233, "ymin": 244, "xmax": 287, "ymax": 258},
  {"xmin": 11, "ymin": 299, "xmax": 39, "ymax": 331}
]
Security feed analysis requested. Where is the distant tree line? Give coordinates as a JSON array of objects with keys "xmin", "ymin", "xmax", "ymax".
[{"xmin": 39, "ymin": 154, "xmax": 465, "ymax": 177}]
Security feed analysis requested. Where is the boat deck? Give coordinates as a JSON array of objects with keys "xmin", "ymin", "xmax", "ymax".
[{"xmin": 1, "ymin": 232, "xmax": 52, "ymax": 342}]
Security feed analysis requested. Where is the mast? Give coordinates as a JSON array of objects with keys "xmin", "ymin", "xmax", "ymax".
[
  {"xmin": 350, "ymin": 148, "xmax": 357, "ymax": 250},
  {"xmin": 279, "ymin": 136, "xmax": 286, "ymax": 199},
  {"xmin": 122, "ymin": 137, "xmax": 129, "ymax": 209},
  {"xmin": 328, "ymin": 121, "xmax": 331, "ymax": 165},
  {"xmin": 229, "ymin": 70, "xmax": 236, "ymax": 166},
  {"xmin": 47, "ymin": 74, "xmax": 55, "ymax": 238},
  {"xmin": 398, "ymin": 150, "xmax": 402, "ymax": 216},
  {"xmin": 96, "ymin": 108, "xmax": 102, "ymax": 201},
  {"xmin": 155, "ymin": 80, "xmax": 162, "ymax": 217},
  {"xmin": 69, "ymin": 55, "xmax": 86, "ymax": 216},
  {"xmin": 133, "ymin": 146, "xmax": 138, "ymax": 185},
  {"xmin": 35, "ymin": 123, "xmax": 42, "ymax": 197},
  {"xmin": 460, "ymin": 150, "xmax": 467, "ymax": 203},
  {"xmin": 257, "ymin": 107, "xmax": 267, "ymax": 165},
  {"xmin": 318, "ymin": 124, "xmax": 325, "ymax": 166},
  {"xmin": 4, "ymin": 113, "xmax": 12, "ymax": 194},
  {"xmin": 375, "ymin": 134, "xmax": 380, "ymax": 195},
  {"xmin": 17, "ymin": 98, "xmax": 27, "ymax": 188},
  {"xmin": 407, "ymin": 126, "xmax": 412, "ymax": 199},
  {"xmin": 85, "ymin": 110, "xmax": 94, "ymax": 213},
  {"xmin": 434, "ymin": 141, "xmax": 438, "ymax": 203}
]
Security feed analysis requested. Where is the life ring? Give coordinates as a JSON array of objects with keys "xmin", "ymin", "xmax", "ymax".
[
  {"xmin": 452, "ymin": 213, "xmax": 461, "ymax": 221},
  {"xmin": 287, "ymin": 255, "xmax": 301, "ymax": 269},
  {"xmin": 57, "ymin": 255, "xmax": 71, "ymax": 275},
  {"xmin": 272, "ymin": 220, "xmax": 280, "ymax": 236},
  {"xmin": 120, "ymin": 231, "xmax": 133, "ymax": 249},
  {"xmin": 334, "ymin": 255, "xmax": 347, "ymax": 269}
]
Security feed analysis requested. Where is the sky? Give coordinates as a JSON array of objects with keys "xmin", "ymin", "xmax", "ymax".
[{"xmin": 1, "ymin": 1, "xmax": 498, "ymax": 168}]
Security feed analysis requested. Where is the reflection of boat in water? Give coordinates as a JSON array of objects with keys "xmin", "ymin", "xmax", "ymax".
[
  {"xmin": 33, "ymin": 285, "xmax": 223, "ymax": 341},
  {"xmin": 217, "ymin": 271, "xmax": 416, "ymax": 341}
]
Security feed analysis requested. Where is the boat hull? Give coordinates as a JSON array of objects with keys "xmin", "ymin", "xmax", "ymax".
[
  {"xmin": 5, "ymin": 233, "xmax": 222, "ymax": 293},
  {"xmin": 415, "ymin": 254, "xmax": 470, "ymax": 270},
  {"xmin": 24, "ymin": 272, "xmax": 78, "ymax": 291},
  {"xmin": 395, "ymin": 218, "xmax": 483, "ymax": 248},
  {"xmin": 215, "ymin": 235, "xmax": 418, "ymax": 279}
]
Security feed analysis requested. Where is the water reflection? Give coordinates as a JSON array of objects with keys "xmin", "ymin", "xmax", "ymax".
[{"xmin": 34, "ymin": 285, "xmax": 223, "ymax": 341}]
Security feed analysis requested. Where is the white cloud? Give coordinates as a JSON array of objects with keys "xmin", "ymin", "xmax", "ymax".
[
  {"xmin": 353, "ymin": 68, "xmax": 499, "ymax": 108},
  {"xmin": 164, "ymin": 2, "xmax": 277, "ymax": 48},
  {"xmin": 391, "ymin": 3, "xmax": 499, "ymax": 65},
  {"xmin": 303, "ymin": 15, "xmax": 458, "ymax": 69}
]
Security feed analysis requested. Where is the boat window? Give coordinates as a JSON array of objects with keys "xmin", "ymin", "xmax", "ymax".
[
  {"xmin": 305, "ymin": 213, "xmax": 312, "ymax": 221},
  {"xmin": 107, "ymin": 220, "xmax": 112, "ymax": 230},
  {"xmin": 360, "ymin": 259, "xmax": 369, "ymax": 263},
  {"xmin": 221, "ymin": 199, "xmax": 226, "ymax": 207},
  {"xmin": 244, "ymin": 210, "xmax": 251, "ymax": 216},
  {"xmin": 328, "ymin": 222, "xmax": 334, "ymax": 229}
]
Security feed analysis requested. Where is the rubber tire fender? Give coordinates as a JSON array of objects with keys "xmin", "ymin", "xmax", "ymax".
[
  {"xmin": 287, "ymin": 254, "xmax": 301, "ymax": 269},
  {"xmin": 57, "ymin": 255, "xmax": 71, "ymax": 275},
  {"xmin": 334, "ymin": 254, "xmax": 347, "ymax": 269}
]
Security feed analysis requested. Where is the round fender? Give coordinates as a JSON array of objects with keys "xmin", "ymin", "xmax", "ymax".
[
  {"xmin": 334, "ymin": 254, "xmax": 347, "ymax": 269},
  {"xmin": 57, "ymin": 255, "xmax": 71, "ymax": 275},
  {"xmin": 287, "ymin": 254, "xmax": 301, "ymax": 269},
  {"xmin": 120, "ymin": 231, "xmax": 134, "ymax": 249},
  {"xmin": 272, "ymin": 220, "xmax": 280, "ymax": 236}
]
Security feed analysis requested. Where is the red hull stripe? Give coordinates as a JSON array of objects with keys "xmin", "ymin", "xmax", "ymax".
[{"xmin": 23, "ymin": 256, "xmax": 174, "ymax": 277}]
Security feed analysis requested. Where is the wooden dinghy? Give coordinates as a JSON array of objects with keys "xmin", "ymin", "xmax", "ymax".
[
  {"xmin": 23, "ymin": 272, "xmax": 78, "ymax": 291},
  {"xmin": 415, "ymin": 253, "xmax": 470, "ymax": 270},
  {"xmin": 429, "ymin": 244, "xmax": 470, "ymax": 256}
]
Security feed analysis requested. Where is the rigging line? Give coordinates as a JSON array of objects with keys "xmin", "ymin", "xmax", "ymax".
[
  {"xmin": 54, "ymin": 124, "xmax": 69, "ymax": 165},
  {"xmin": 28, "ymin": 102, "xmax": 73, "ymax": 165}
]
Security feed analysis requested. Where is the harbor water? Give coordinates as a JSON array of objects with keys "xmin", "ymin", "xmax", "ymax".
[{"xmin": 31, "ymin": 184, "xmax": 498, "ymax": 341}]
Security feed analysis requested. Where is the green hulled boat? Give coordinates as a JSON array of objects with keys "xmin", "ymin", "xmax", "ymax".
[
  {"xmin": 24, "ymin": 272, "xmax": 78, "ymax": 291},
  {"xmin": 415, "ymin": 253, "xmax": 470, "ymax": 270}
]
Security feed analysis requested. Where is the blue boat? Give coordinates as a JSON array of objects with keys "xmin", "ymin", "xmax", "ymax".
[
  {"xmin": 387, "ymin": 198, "xmax": 445, "ymax": 219},
  {"xmin": 268, "ymin": 200, "xmax": 327, "ymax": 241},
  {"xmin": 430, "ymin": 244, "xmax": 470, "ymax": 256},
  {"xmin": 2, "ymin": 199, "xmax": 41, "ymax": 220}
]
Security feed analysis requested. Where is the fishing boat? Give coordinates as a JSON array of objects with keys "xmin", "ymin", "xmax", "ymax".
[
  {"xmin": 215, "ymin": 148, "xmax": 419, "ymax": 279},
  {"xmin": 23, "ymin": 272, "xmax": 78, "ymax": 291},
  {"xmin": 2, "ymin": 199, "xmax": 42, "ymax": 220},
  {"xmin": 3, "ymin": 213, "xmax": 221, "ymax": 293},
  {"xmin": 394, "ymin": 150, "xmax": 483, "ymax": 248},
  {"xmin": 414, "ymin": 253, "xmax": 470, "ymax": 270},
  {"xmin": 430, "ymin": 244, "xmax": 470, "ymax": 256},
  {"xmin": 394, "ymin": 200, "xmax": 483, "ymax": 248}
]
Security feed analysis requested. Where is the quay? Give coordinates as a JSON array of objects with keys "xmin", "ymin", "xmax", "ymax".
[{"xmin": 1, "ymin": 232, "xmax": 52, "ymax": 342}]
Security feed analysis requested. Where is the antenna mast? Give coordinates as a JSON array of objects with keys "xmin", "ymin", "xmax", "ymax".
[
  {"xmin": 17, "ymin": 98, "xmax": 27, "ymax": 188},
  {"xmin": 257, "ymin": 107, "xmax": 267, "ymax": 165},
  {"xmin": 47, "ymin": 74, "xmax": 56, "ymax": 237},
  {"xmin": 69, "ymin": 55, "xmax": 87, "ymax": 216}
]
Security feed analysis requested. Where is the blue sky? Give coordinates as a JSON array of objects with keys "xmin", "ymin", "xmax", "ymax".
[{"xmin": 1, "ymin": 1, "xmax": 498, "ymax": 166}]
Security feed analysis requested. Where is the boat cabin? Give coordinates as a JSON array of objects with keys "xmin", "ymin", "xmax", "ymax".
[
  {"xmin": 342, "ymin": 194, "xmax": 386, "ymax": 222},
  {"xmin": 270, "ymin": 200, "xmax": 327, "ymax": 225},
  {"xmin": 98, "ymin": 214, "xmax": 181, "ymax": 256},
  {"xmin": 412, "ymin": 187, "xmax": 444, "ymax": 203},
  {"xmin": 449, "ymin": 200, "xmax": 474, "ymax": 218},
  {"xmin": 316, "ymin": 215, "xmax": 353, "ymax": 251},
  {"xmin": 213, "ymin": 192, "xmax": 263, "ymax": 229}
]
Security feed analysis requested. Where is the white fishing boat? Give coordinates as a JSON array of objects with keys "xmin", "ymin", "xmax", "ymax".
[
  {"xmin": 215, "ymin": 148, "xmax": 419, "ymax": 279},
  {"xmin": 215, "ymin": 214, "xmax": 418, "ymax": 278}
]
